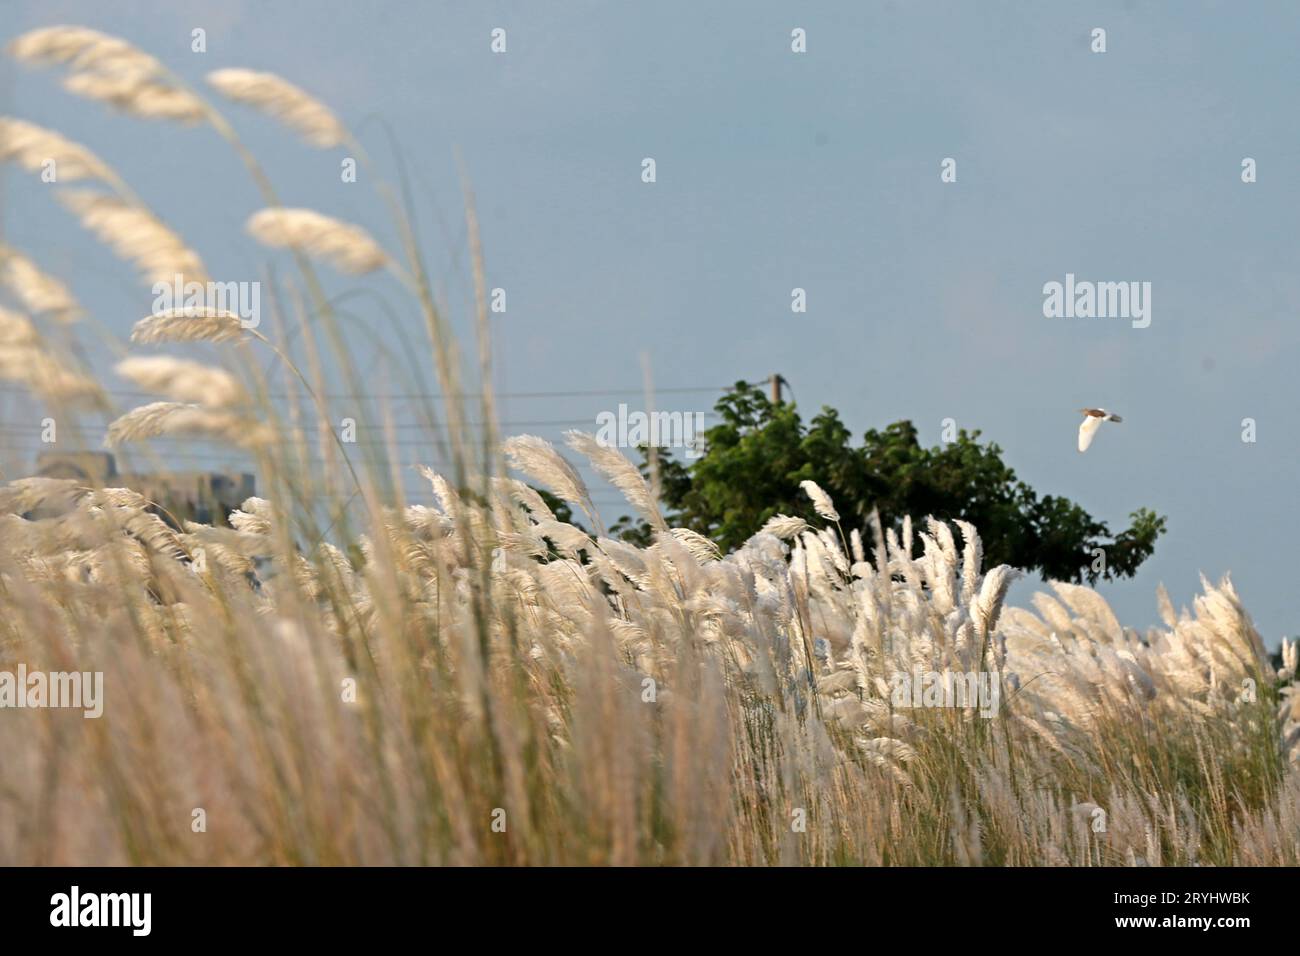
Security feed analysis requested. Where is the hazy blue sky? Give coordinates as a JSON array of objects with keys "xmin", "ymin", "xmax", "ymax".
[{"xmin": 2, "ymin": 1, "xmax": 1298, "ymax": 643}]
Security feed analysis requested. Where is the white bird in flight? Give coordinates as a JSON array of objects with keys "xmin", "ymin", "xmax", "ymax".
[{"xmin": 1077, "ymin": 408, "xmax": 1122, "ymax": 452}]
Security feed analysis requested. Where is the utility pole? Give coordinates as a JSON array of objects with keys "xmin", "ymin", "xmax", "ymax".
[{"xmin": 769, "ymin": 373, "xmax": 786, "ymax": 405}]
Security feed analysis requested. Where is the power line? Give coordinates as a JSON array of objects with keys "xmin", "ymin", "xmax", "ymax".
[
  {"xmin": 0, "ymin": 383, "xmax": 732, "ymax": 401},
  {"xmin": 0, "ymin": 414, "xmax": 719, "ymax": 434}
]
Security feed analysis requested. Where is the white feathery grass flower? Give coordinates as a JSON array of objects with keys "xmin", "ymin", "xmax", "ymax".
[
  {"xmin": 503, "ymin": 435, "xmax": 594, "ymax": 521},
  {"xmin": 0, "ymin": 308, "xmax": 99, "ymax": 402},
  {"xmin": 8, "ymin": 26, "xmax": 158, "ymax": 72},
  {"xmin": 131, "ymin": 308, "xmax": 246, "ymax": 345},
  {"xmin": 103, "ymin": 401, "xmax": 201, "ymax": 445},
  {"xmin": 58, "ymin": 189, "xmax": 208, "ymax": 286},
  {"xmin": 1281, "ymin": 638, "xmax": 1297, "ymax": 684},
  {"xmin": 669, "ymin": 527, "xmax": 721, "ymax": 562},
  {"xmin": 955, "ymin": 519, "xmax": 982, "ymax": 605},
  {"xmin": 229, "ymin": 497, "xmax": 275, "ymax": 536},
  {"xmin": 495, "ymin": 477, "xmax": 556, "ymax": 522},
  {"xmin": 62, "ymin": 69, "xmax": 207, "ymax": 124},
  {"xmin": 0, "ymin": 341, "xmax": 101, "ymax": 403},
  {"xmin": 973, "ymin": 565, "xmax": 1021, "ymax": 637},
  {"xmin": 207, "ymin": 69, "xmax": 346, "ymax": 148},
  {"xmin": 534, "ymin": 519, "xmax": 593, "ymax": 560},
  {"xmin": 9, "ymin": 26, "xmax": 206, "ymax": 124},
  {"xmin": 759, "ymin": 514, "xmax": 808, "ymax": 540},
  {"xmin": 246, "ymin": 208, "xmax": 387, "ymax": 275},
  {"xmin": 0, "ymin": 476, "xmax": 89, "ymax": 516},
  {"xmin": 503, "ymin": 436, "xmax": 589, "ymax": 505},
  {"xmin": 564, "ymin": 430, "xmax": 666, "ymax": 530},
  {"xmin": 849, "ymin": 527, "xmax": 865, "ymax": 564},
  {"xmin": 0, "ymin": 244, "xmax": 83, "ymax": 323},
  {"xmin": 105, "ymin": 401, "xmax": 271, "ymax": 448},
  {"xmin": 0, "ymin": 306, "xmax": 39, "ymax": 346},
  {"xmin": 799, "ymin": 479, "xmax": 839, "ymax": 521},
  {"xmin": 0, "ymin": 117, "xmax": 115, "ymax": 183},
  {"xmin": 417, "ymin": 466, "xmax": 462, "ymax": 516},
  {"xmin": 115, "ymin": 356, "xmax": 247, "ymax": 407}
]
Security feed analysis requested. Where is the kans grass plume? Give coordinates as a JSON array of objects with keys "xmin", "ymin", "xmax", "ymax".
[
  {"xmin": 246, "ymin": 208, "xmax": 388, "ymax": 274},
  {"xmin": 130, "ymin": 308, "xmax": 247, "ymax": 345},
  {"xmin": 58, "ymin": 189, "xmax": 208, "ymax": 286},
  {"xmin": 115, "ymin": 356, "xmax": 248, "ymax": 407},
  {"xmin": 9, "ymin": 25, "xmax": 207, "ymax": 124},
  {"xmin": 0, "ymin": 306, "xmax": 100, "ymax": 403},
  {"xmin": 105, "ymin": 400, "xmax": 271, "ymax": 448},
  {"xmin": 0, "ymin": 116, "xmax": 116, "ymax": 183},
  {"xmin": 0, "ymin": 244, "xmax": 83, "ymax": 323},
  {"xmin": 207, "ymin": 68, "xmax": 346, "ymax": 148}
]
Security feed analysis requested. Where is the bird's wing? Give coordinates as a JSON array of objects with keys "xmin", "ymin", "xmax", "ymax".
[{"xmin": 1078, "ymin": 415, "xmax": 1102, "ymax": 452}]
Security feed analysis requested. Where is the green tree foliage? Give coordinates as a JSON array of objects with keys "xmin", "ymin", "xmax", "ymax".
[{"xmin": 614, "ymin": 381, "xmax": 1166, "ymax": 584}]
